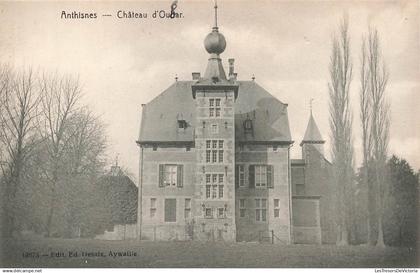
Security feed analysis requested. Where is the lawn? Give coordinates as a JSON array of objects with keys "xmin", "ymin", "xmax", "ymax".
[{"xmin": 0, "ymin": 237, "xmax": 417, "ymax": 268}]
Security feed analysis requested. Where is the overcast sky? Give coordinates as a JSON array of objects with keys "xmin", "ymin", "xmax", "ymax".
[{"xmin": 0, "ymin": 0, "xmax": 419, "ymax": 178}]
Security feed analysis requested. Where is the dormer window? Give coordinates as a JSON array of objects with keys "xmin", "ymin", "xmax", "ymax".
[{"xmin": 177, "ymin": 119, "xmax": 187, "ymax": 129}]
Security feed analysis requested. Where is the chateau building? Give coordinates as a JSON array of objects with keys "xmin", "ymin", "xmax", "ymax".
[{"xmin": 136, "ymin": 5, "xmax": 335, "ymax": 244}]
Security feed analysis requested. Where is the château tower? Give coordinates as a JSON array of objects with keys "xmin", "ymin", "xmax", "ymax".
[{"xmin": 191, "ymin": 2, "xmax": 238, "ymax": 241}]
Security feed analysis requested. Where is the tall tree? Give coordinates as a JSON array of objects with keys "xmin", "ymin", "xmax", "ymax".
[
  {"xmin": 361, "ymin": 28, "xmax": 390, "ymax": 247},
  {"xmin": 328, "ymin": 16, "xmax": 354, "ymax": 245},
  {"xmin": 360, "ymin": 37, "xmax": 374, "ymax": 245},
  {"xmin": 38, "ymin": 73, "xmax": 81, "ymax": 237},
  {"xmin": 0, "ymin": 66, "xmax": 40, "ymax": 236}
]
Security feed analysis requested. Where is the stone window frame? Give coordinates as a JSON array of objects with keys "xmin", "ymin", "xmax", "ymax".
[
  {"xmin": 205, "ymin": 208, "xmax": 213, "ymax": 218},
  {"xmin": 184, "ymin": 198, "xmax": 191, "ymax": 219},
  {"xmin": 209, "ymin": 98, "xmax": 222, "ymax": 118},
  {"xmin": 255, "ymin": 198, "xmax": 267, "ymax": 222},
  {"xmin": 239, "ymin": 198, "xmax": 246, "ymax": 217},
  {"xmin": 205, "ymin": 173, "xmax": 224, "ymax": 199},
  {"xmin": 217, "ymin": 208, "xmax": 225, "ymax": 219},
  {"xmin": 205, "ymin": 140, "xmax": 224, "ymax": 164},
  {"xmin": 158, "ymin": 164, "xmax": 183, "ymax": 188},
  {"xmin": 274, "ymin": 199, "xmax": 280, "ymax": 218},
  {"xmin": 150, "ymin": 198, "xmax": 157, "ymax": 218},
  {"xmin": 237, "ymin": 165, "xmax": 245, "ymax": 187},
  {"xmin": 248, "ymin": 165, "xmax": 274, "ymax": 189}
]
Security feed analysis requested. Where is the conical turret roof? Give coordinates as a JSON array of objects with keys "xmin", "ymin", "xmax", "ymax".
[{"xmin": 300, "ymin": 113, "xmax": 325, "ymax": 146}]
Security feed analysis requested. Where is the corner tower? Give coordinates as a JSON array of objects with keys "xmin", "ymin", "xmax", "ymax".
[
  {"xmin": 191, "ymin": 2, "xmax": 238, "ymax": 242},
  {"xmin": 300, "ymin": 108, "xmax": 325, "ymax": 159}
]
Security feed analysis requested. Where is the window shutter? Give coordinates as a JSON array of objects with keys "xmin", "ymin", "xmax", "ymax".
[
  {"xmin": 235, "ymin": 165, "xmax": 239, "ymax": 188},
  {"xmin": 267, "ymin": 165, "xmax": 274, "ymax": 188},
  {"xmin": 177, "ymin": 165, "xmax": 183, "ymax": 188},
  {"xmin": 159, "ymin": 164, "xmax": 165, "ymax": 187},
  {"xmin": 249, "ymin": 165, "xmax": 255, "ymax": 188}
]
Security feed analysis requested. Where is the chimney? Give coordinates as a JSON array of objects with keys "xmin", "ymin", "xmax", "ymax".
[
  {"xmin": 228, "ymin": 58, "xmax": 235, "ymax": 77},
  {"xmin": 192, "ymin": 72, "xmax": 201, "ymax": 80}
]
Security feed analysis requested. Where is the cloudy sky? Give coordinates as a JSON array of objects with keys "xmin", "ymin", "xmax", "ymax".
[{"xmin": 0, "ymin": 0, "xmax": 419, "ymax": 178}]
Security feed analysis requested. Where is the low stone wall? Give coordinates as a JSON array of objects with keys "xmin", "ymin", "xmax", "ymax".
[{"xmin": 95, "ymin": 224, "xmax": 137, "ymax": 240}]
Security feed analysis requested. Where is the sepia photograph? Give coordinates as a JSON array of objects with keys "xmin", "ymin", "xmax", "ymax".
[{"xmin": 0, "ymin": 0, "xmax": 418, "ymax": 270}]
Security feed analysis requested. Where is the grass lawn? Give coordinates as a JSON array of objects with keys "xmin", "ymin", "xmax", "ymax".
[{"xmin": 0, "ymin": 237, "xmax": 417, "ymax": 268}]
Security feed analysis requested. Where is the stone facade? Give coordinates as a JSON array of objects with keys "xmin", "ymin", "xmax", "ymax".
[{"xmin": 136, "ymin": 8, "xmax": 335, "ymax": 244}]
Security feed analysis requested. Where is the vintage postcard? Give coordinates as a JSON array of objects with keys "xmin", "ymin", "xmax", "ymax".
[{"xmin": 0, "ymin": 0, "xmax": 418, "ymax": 269}]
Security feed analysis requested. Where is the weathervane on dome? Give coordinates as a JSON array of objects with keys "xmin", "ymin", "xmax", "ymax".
[
  {"xmin": 214, "ymin": 0, "xmax": 218, "ymax": 29},
  {"xmin": 310, "ymin": 98, "xmax": 314, "ymax": 115}
]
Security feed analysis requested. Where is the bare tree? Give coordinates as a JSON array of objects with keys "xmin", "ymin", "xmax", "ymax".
[
  {"xmin": 360, "ymin": 38, "xmax": 374, "ymax": 245},
  {"xmin": 38, "ymin": 73, "xmax": 81, "ymax": 237},
  {"xmin": 59, "ymin": 108, "xmax": 107, "ymax": 237},
  {"xmin": 361, "ymin": 28, "xmax": 390, "ymax": 247},
  {"xmin": 328, "ymin": 16, "xmax": 355, "ymax": 246},
  {"xmin": 0, "ymin": 66, "xmax": 40, "ymax": 236}
]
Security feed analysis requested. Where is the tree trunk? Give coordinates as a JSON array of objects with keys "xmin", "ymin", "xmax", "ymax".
[{"xmin": 376, "ymin": 214, "xmax": 385, "ymax": 248}]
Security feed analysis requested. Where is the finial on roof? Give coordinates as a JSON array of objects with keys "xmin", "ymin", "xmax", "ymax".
[
  {"xmin": 115, "ymin": 154, "xmax": 119, "ymax": 166},
  {"xmin": 214, "ymin": 0, "xmax": 218, "ymax": 28},
  {"xmin": 252, "ymin": 74, "xmax": 255, "ymax": 81},
  {"xmin": 175, "ymin": 74, "xmax": 178, "ymax": 81},
  {"xmin": 310, "ymin": 98, "xmax": 314, "ymax": 115},
  {"xmin": 204, "ymin": 1, "xmax": 226, "ymax": 55}
]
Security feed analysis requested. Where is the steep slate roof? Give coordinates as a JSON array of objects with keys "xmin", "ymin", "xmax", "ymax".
[
  {"xmin": 300, "ymin": 113, "xmax": 324, "ymax": 146},
  {"xmin": 138, "ymin": 80, "xmax": 292, "ymax": 143}
]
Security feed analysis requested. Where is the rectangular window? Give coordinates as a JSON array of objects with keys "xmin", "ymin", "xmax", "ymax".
[
  {"xmin": 164, "ymin": 198, "xmax": 176, "ymax": 222},
  {"xmin": 211, "ymin": 124, "xmax": 218, "ymax": 134},
  {"xmin": 159, "ymin": 164, "xmax": 183, "ymax": 188},
  {"xmin": 239, "ymin": 199, "xmax": 246, "ymax": 218},
  {"xmin": 164, "ymin": 165, "xmax": 177, "ymax": 187},
  {"xmin": 150, "ymin": 198, "xmax": 157, "ymax": 218},
  {"xmin": 212, "ymin": 150, "xmax": 217, "ymax": 163},
  {"xmin": 238, "ymin": 165, "xmax": 245, "ymax": 187},
  {"xmin": 218, "ymin": 208, "xmax": 225, "ymax": 218},
  {"xmin": 209, "ymin": 98, "xmax": 222, "ymax": 118},
  {"xmin": 255, "ymin": 198, "xmax": 267, "ymax": 222},
  {"xmin": 206, "ymin": 151, "xmax": 211, "ymax": 163},
  {"xmin": 206, "ymin": 173, "xmax": 224, "ymax": 199},
  {"xmin": 206, "ymin": 185, "xmax": 211, "ymax": 198},
  {"xmin": 205, "ymin": 208, "xmax": 213, "ymax": 218},
  {"xmin": 185, "ymin": 198, "xmax": 191, "ymax": 219},
  {"xmin": 218, "ymin": 174, "xmax": 224, "ymax": 183},
  {"xmin": 206, "ymin": 140, "xmax": 224, "ymax": 163},
  {"xmin": 255, "ymin": 165, "xmax": 267, "ymax": 188},
  {"xmin": 218, "ymin": 185, "xmax": 224, "ymax": 198}
]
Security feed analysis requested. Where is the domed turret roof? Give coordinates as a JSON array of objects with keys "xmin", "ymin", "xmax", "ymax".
[{"xmin": 204, "ymin": 27, "xmax": 226, "ymax": 55}]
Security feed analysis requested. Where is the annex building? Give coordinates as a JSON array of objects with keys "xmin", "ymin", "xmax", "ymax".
[{"xmin": 136, "ymin": 5, "xmax": 335, "ymax": 244}]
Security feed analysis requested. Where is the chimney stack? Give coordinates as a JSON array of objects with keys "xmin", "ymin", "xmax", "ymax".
[{"xmin": 192, "ymin": 72, "xmax": 201, "ymax": 80}]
